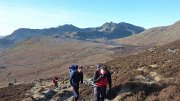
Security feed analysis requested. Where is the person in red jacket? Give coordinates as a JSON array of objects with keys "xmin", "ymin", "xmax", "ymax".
[
  {"xmin": 93, "ymin": 65, "xmax": 112, "ymax": 101},
  {"xmin": 53, "ymin": 76, "xmax": 59, "ymax": 88}
]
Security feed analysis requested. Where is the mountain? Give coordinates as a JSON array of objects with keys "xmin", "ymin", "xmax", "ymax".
[
  {"xmin": 116, "ymin": 21, "xmax": 180, "ymax": 46},
  {"xmin": 0, "ymin": 36, "xmax": 4, "ymax": 39},
  {"xmin": 0, "ymin": 24, "xmax": 81, "ymax": 48},
  {"xmin": 0, "ymin": 22, "xmax": 145, "ymax": 48},
  {"xmin": 73, "ymin": 22, "xmax": 145, "ymax": 39},
  {"xmin": 98, "ymin": 22, "xmax": 144, "ymax": 34}
]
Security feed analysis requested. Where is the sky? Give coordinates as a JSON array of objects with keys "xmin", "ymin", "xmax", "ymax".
[{"xmin": 0, "ymin": 0, "xmax": 180, "ymax": 36}]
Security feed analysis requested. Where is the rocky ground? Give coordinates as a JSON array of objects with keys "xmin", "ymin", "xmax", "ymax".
[{"xmin": 0, "ymin": 39, "xmax": 179, "ymax": 101}]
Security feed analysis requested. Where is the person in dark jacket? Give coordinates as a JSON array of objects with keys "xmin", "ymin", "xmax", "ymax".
[
  {"xmin": 78, "ymin": 66, "xmax": 84, "ymax": 84},
  {"xmin": 93, "ymin": 65, "xmax": 112, "ymax": 101},
  {"xmin": 69, "ymin": 65, "xmax": 83, "ymax": 101}
]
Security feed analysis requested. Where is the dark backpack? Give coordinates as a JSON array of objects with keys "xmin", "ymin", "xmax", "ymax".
[
  {"xmin": 69, "ymin": 64, "xmax": 78, "ymax": 79},
  {"xmin": 70, "ymin": 69, "xmax": 80, "ymax": 86}
]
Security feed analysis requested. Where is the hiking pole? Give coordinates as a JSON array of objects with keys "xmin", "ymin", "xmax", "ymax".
[{"xmin": 90, "ymin": 84, "xmax": 96, "ymax": 101}]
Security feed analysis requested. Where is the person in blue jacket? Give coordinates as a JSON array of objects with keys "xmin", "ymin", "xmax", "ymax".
[{"xmin": 69, "ymin": 64, "xmax": 83, "ymax": 101}]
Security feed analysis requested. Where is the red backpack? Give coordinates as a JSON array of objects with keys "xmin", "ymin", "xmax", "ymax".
[{"xmin": 96, "ymin": 72, "xmax": 108, "ymax": 87}]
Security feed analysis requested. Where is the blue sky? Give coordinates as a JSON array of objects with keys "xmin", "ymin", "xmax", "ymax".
[{"xmin": 0, "ymin": 0, "xmax": 180, "ymax": 36}]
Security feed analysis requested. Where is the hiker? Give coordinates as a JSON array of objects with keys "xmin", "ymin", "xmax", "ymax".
[
  {"xmin": 93, "ymin": 64, "xmax": 112, "ymax": 101},
  {"xmin": 53, "ymin": 76, "xmax": 59, "ymax": 88},
  {"xmin": 78, "ymin": 66, "xmax": 84, "ymax": 84},
  {"xmin": 69, "ymin": 64, "xmax": 83, "ymax": 101}
]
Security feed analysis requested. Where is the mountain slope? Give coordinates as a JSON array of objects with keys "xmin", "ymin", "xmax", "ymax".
[
  {"xmin": 116, "ymin": 21, "xmax": 180, "ymax": 46},
  {"xmin": 0, "ymin": 36, "xmax": 4, "ymax": 39},
  {"xmin": 0, "ymin": 24, "xmax": 81, "ymax": 48},
  {"xmin": 0, "ymin": 22, "xmax": 145, "ymax": 48},
  {"xmin": 81, "ymin": 39, "xmax": 180, "ymax": 101},
  {"xmin": 0, "ymin": 39, "xmax": 179, "ymax": 101},
  {"xmin": 0, "ymin": 35, "xmax": 145, "ymax": 87}
]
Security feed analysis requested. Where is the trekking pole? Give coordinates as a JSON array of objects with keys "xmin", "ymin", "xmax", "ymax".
[
  {"xmin": 91, "ymin": 84, "xmax": 96, "ymax": 101},
  {"xmin": 89, "ymin": 86, "xmax": 94, "ymax": 101},
  {"xmin": 91, "ymin": 85, "xmax": 94, "ymax": 101}
]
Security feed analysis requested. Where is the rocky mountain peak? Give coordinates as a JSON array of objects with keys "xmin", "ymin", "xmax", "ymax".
[{"xmin": 98, "ymin": 22, "xmax": 118, "ymax": 32}]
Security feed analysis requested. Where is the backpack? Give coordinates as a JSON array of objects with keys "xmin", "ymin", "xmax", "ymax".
[
  {"xmin": 95, "ymin": 71, "xmax": 108, "ymax": 87},
  {"xmin": 96, "ymin": 76, "xmax": 108, "ymax": 87},
  {"xmin": 69, "ymin": 64, "xmax": 78, "ymax": 79}
]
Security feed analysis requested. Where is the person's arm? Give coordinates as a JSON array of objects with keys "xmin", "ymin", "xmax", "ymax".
[
  {"xmin": 107, "ymin": 71, "xmax": 112, "ymax": 89},
  {"xmin": 70, "ymin": 71, "xmax": 75, "ymax": 86},
  {"xmin": 80, "ymin": 72, "xmax": 83, "ymax": 84},
  {"xmin": 93, "ymin": 71, "xmax": 102, "ymax": 83}
]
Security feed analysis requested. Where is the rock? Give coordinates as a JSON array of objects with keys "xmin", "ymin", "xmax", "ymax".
[
  {"xmin": 150, "ymin": 72, "xmax": 162, "ymax": 82},
  {"xmin": 61, "ymin": 85, "xmax": 68, "ymax": 89},
  {"xmin": 22, "ymin": 97, "xmax": 33, "ymax": 101},
  {"xmin": 0, "ymin": 66, "xmax": 6, "ymax": 69},
  {"xmin": 32, "ymin": 93, "xmax": 45, "ymax": 100},
  {"xmin": 43, "ymin": 89, "xmax": 57, "ymax": 99},
  {"xmin": 38, "ymin": 87, "xmax": 45, "ymax": 93},
  {"xmin": 166, "ymin": 48, "xmax": 179, "ymax": 54},
  {"xmin": 114, "ymin": 92, "xmax": 132, "ymax": 101},
  {"xmin": 134, "ymin": 75, "xmax": 146, "ymax": 81},
  {"xmin": 8, "ymin": 83, "xmax": 14, "ymax": 86},
  {"xmin": 148, "ymin": 48, "xmax": 156, "ymax": 52},
  {"xmin": 149, "ymin": 64, "xmax": 158, "ymax": 68}
]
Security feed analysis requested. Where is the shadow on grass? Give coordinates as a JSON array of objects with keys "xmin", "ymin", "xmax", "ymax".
[{"xmin": 106, "ymin": 81, "xmax": 168, "ymax": 100}]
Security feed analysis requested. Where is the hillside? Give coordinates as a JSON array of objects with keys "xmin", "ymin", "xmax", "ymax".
[
  {"xmin": 0, "ymin": 39, "xmax": 179, "ymax": 101},
  {"xmin": 0, "ymin": 36, "xmax": 145, "ymax": 87},
  {"xmin": 80, "ymin": 39, "xmax": 180, "ymax": 101},
  {"xmin": 0, "ymin": 21, "xmax": 179, "ymax": 100},
  {"xmin": 0, "ymin": 22, "xmax": 144, "ymax": 48},
  {"xmin": 116, "ymin": 21, "xmax": 180, "ymax": 46}
]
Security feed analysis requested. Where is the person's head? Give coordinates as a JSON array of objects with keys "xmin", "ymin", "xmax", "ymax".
[
  {"xmin": 96, "ymin": 64, "xmax": 102, "ymax": 71},
  {"xmin": 100, "ymin": 65, "xmax": 107, "ymax": 75},
  {"xmin": 78, "ymin": 66, "xmax": 83, "ymax": 72},
  {"xmin": 55, "ymin": 76, "xmax": 59, "ymax": 80},
  {"xmin": 71, "ymin": 64, "xmax": 78, "ymax": 70}
]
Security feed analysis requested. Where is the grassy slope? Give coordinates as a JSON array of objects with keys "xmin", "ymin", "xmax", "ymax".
[
  {"xmin": 81, "ymin": 39, "xmax": 180, "ymax": 101},
  {"xmin": 1, "ymin": 36, "xmax": 143, "ymax": 87},
  {"xmin": 116, "ymin": 21, "xmax": 180, "ymax": 46}
]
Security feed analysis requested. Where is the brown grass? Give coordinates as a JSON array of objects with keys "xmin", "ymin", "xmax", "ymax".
[{"xmin": 79, "ymin": 39, "xmax": 180, "ymax": 101}]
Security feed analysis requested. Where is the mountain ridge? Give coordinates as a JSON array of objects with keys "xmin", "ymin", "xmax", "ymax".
[
  {"xmin": 0, "ymin": 22, "xmax": 145, "ymax": 48},
  {"xmin": 0, "ymin": 36, "xmax": 4, "ymax": 39},
  {"xmin": 117, "ymin": 21, "xmax": 180, "ymax": 46}
]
